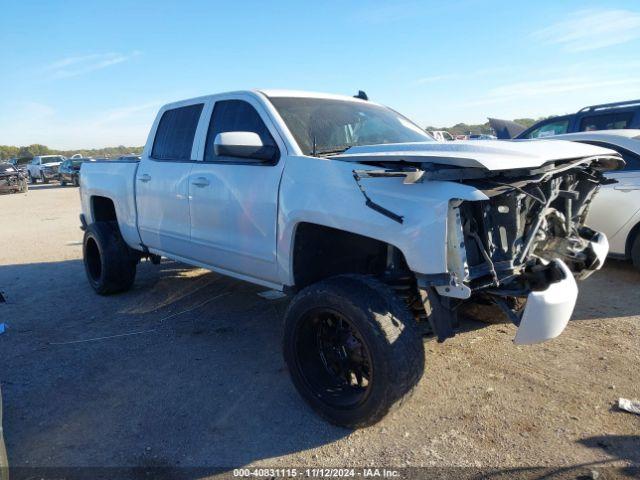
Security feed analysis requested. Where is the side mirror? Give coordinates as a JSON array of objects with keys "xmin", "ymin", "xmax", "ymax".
[{"xmin": 213, "ymin": 131, "xmax": 276, "ymax": 161}]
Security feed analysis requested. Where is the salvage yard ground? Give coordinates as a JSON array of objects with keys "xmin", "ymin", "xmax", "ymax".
[{"xmin": 0, "ymin": 185, "xmax": 639, "ymax": 475}]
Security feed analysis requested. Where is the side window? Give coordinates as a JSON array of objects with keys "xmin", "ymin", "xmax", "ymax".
[
  {"xmin": 580, "ymin": 112, "xmax": 633, "ymax": 132},
  {"xmin": 580, "ymin": 141, "xmax": 640, "ymax": 171},
  {"xmin": 203, "ymin": 100, "xmax": 278, "ymax": 163},
  {"xmin": 151, "ymin": 103, "xmax": 204, "ymax": 160},
  {"xmin": 526, "ymin": 119, "xmax": 569, "ymax": 138}
]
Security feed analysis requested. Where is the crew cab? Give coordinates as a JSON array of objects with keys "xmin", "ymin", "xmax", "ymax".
[
  {"xmin": 79, "ymin": 90, "xmax": 622, "ymax": 427},
  {"xmin": 27, "ymin": 155, "xmax": 65, "ymax": 183}
]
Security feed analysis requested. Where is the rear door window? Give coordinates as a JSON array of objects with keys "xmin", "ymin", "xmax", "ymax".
[
  {"xmin": 151, "ymin": 104, "xmax": 204, "ymax": 160},
  {"xmin": 203, "ymin": 100, "xmax": 278, "ymax": 162},
  {"xmin": 579, "ymin": 112, "xmax": 633, "ymax": 132}
]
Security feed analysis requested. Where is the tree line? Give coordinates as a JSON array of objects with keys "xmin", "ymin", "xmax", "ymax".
[{"xmin": 0, "ymin": 144, "xmax": 143, "ymax": 161}]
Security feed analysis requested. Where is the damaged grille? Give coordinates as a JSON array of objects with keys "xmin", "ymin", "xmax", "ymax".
[{"xmin": 458, "ymin": 163, "xmax": 608, "ymax": 291}]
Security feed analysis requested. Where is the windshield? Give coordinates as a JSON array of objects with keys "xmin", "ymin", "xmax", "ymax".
[
  {"xmin": 268, "ymin": 97, "xmax": 433, "ymax": 155},
  {"xmin": 42, "ymin": 156, "xmax": 64, "ymax": 163}
]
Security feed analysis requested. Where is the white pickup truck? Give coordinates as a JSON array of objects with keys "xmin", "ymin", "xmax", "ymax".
[
  {"xmin": 80, "ymin": 90, "xmax": 622, "ymax": 427},
  {"xmin": 27, "ymin": 154, "xmax": 65, "ymax": 183}
]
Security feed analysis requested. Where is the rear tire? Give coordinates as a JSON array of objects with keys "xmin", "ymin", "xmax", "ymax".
[
  {"xmin": 631, "ymin": 232, "xmax": 640, "ymax": 271},
  {"xmin": 83, "ymin": 222, "xmax": 138, "ymax": 295},
  {"xmin": 282, "ymin": 275, "xmax": 424, "ymax": 428}
]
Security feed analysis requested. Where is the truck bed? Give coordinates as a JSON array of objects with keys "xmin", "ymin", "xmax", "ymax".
[{"xmin": 80, "ymin": 160, "xmax": 141, "ymax": 249}]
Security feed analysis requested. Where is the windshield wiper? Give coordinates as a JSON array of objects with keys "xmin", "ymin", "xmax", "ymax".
[{"xmin": 314, "ymin": 147, "xmax": 352, "ymax": 156}]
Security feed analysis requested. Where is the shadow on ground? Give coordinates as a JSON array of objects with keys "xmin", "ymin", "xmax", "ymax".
[{"xmin": 0, "ymin": 259, "xmax": 348, "ymax": 474}]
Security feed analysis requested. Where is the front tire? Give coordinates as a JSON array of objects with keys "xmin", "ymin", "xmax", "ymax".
[
  {"xmin": 83, "ymin": 222, "xmax": 138, "ymax": 295},
  {"xmin": 41, "ymin": 173, "xmax": 48, "ymax": 184},
  {"xmin": 283, "ymin": 275, "xmax": 424, "ymax": 428}
]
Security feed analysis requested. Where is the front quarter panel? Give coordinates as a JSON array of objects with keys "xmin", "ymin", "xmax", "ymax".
[{"xmin": 277, "ymin": 156, "xmax": 488, "ymax": 285}]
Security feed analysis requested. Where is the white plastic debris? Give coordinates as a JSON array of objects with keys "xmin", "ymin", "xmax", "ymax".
[
  {"xmin": 257, "ymin": 290, "xmax": 286, "ymax": 300},
  {"xmin": 618, "ymin": 398, "xmax": 640, "ymax": 415}
]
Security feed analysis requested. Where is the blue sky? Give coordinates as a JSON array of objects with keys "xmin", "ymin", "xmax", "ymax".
[{"xmin": 1, "ymin": 0, "xmax": 640, "ymax": 149}]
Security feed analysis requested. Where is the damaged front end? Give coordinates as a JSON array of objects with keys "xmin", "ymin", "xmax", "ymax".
[{"xmin": 425, "ymin": 154, "xmax": 622, "ymax": 344}]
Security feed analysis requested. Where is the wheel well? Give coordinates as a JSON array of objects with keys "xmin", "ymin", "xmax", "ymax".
[
  {"xmin": 91, "ymin": 196, "xmax": 117, "ymax": 223},
  {"xmin": 292, "ymin": 223, "xmax": 409, "ymax": 290},
  {"xmin": 626, "ymin": 221, "xmax": 640, "ymax": 257}
]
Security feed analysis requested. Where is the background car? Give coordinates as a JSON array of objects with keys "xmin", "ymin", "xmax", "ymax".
[
  {"xmin": 427, "ymin": 130, "xmax": 455, "ymax": 142},
  {"xmin": 494, "ymin": 99, "xmax": 640, "ymax": 139},
  {"xmin": 7, "ymin": 157, "xmax": 30, "ymax": 174},
  {"xmin": 546, "ymin": 129, "xmax": 640, "ymax": 269},
  {"xmin": 0, "ymin": 162, "xmax": 28, "ymax": 194},
  {"xmin": 467, "ymin": 133, "xmax": 497, "ymax": 140},
  {"xmin": 26, "ymin": 155, "xmax": 65, "ymax": 184},
  {"xmin": 58, "ymin": 157, "xmax": 92, "ymax": 186}
]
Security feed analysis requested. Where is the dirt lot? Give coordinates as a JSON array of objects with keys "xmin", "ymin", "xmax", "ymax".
[{"xmin": 0, "ymin": 185, "xmax": 639, "ymax": 477}]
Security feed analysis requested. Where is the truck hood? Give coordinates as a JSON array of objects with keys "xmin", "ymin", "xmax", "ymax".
[{"xmin": 332, "ymin": 140, "xmax": 618, "ymax": 171}]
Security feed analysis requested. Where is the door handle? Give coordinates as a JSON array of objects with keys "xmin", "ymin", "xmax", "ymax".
[
  {"xmin": 191, "ymin": 177, "xmax": 210, "ymax": 187},
  {"xmin": 138, "ymin": 174, "xmax": 151, "ymax": 183}
]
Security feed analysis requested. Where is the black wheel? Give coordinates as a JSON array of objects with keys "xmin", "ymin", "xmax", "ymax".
[
  {"xmin": 41, "ymin": 174, "xmax": 48, "ymax": 184},
  {"xmin": 631, "ymin": 232, "xmax": 640, "ymax": 271},
  {"xmin": 73, "ymin": 176, "xmax": 79, "ymax": 187},
  {"xmin": 283, "ymin": 275, "xmax": 424, "ymax": 428},
  {"xmin": 28, "ymin": 172, "xmax": 35, "ymax": 184},
  {"xmin": 83, "ymin": 221, "xmax": 138, "ymax": 295},
  {"xmin": 60, "ymin": 178, "xmax": 66, "ymax": 186}
]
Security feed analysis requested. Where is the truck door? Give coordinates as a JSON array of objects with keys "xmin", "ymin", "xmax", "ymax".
[
  {"xmin": 187, "ymin": 97, "xmax": 286, "ymax": 286},
  {"xmin": 136, "ymin": 103, "xmax": 203, "ymax": 258}
]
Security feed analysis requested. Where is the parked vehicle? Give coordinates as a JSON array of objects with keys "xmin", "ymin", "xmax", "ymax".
[
  {"xmin": 59, "ymin": 158, "xmax": 92, "ymax": 186},
  {"xmin": 26, "ymin": 155, "xmax": 65, "ymax": 183},
  {"xmin": 468, "ymin": 133, "xmax": 497, "ymax": 140},
  {"xmin": 0, "ymin": 162, "xmax": 28, "ymax": 194},
  {"xmin": 427, "ymin": 130, "xmax": 455, "ymax": 142},
  {"xmin": 494, "ymin": 99, "xmax": 640, "ymax": 140},
  {"xmin": 543, "ymin": 130, "xmax": 640, "ymax": 270},
  {"xmin": 8, "ymin": 157, "xmax": 30, "ymax": 174},
  {"xmin": 79, "ymin": 89, "xmax": 621, "ymax": 427}
]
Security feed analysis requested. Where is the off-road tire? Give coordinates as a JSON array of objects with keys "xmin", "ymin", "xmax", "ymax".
[
  {"xmin": 73, "ymin": 176, "xmax": 79, "ymax": 187},
  {"xmin": 41, "ymin": 174, "xmax": 48, "ymax": 184},
  {"xmin": 631, "ymin": 232, "xmax": 640, "ymax": 271},
  {"xmin": 83, "ymin": 221, "xmax": 137, "ymax": 295},
  {"xmin": 28, "ymin": 172, "xmax": 34, "ymax": 184},
  {"xmin": 282, "ymin": 274, "xmax": 425, "ymax": 428},
  {"xmin": 60, "ymin": 178, "xmax": 66, "ymax": 186}
]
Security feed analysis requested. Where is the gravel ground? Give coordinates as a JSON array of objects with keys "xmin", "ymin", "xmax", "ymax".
[{"xmin": 0, "ymin": 185, "xmax": 638, "ymax": 478}]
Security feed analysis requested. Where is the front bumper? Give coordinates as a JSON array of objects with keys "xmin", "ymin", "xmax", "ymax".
[
  {"xmin": 514, "ymin": 259, "xmax": 578, "ymax": 345},
  {"xmin": 514, "ymin": 232, "xmax": 608, "ymax": 345},
  {"xmin": 42, "ymin": 169, "xmax": 58, "ymax": 179}
]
